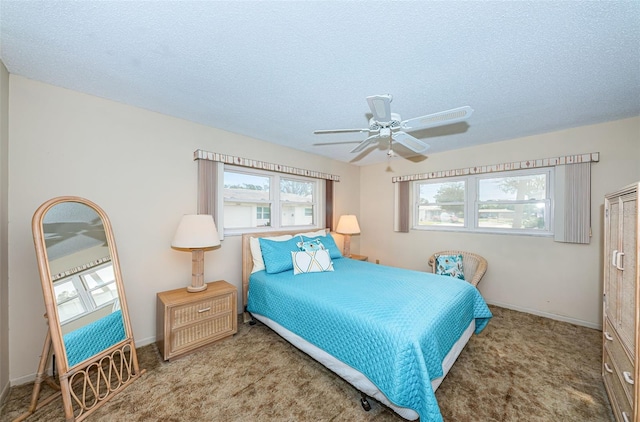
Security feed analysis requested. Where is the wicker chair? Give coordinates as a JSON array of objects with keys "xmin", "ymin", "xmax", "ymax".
[{"xmin": 427, "ymin": 250, "xmax": 488, "ymax": 287}]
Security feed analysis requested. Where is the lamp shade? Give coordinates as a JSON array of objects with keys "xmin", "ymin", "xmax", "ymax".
[
  {"xmin": 336, "ymin": 215, "xmax": 360, "ymax": 235},
  {"xmin": 171, "ymin": 214, "xmax": 221, "ymax": 249}
]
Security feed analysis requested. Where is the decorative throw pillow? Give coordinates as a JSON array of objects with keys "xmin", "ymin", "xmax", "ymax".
[
  {"xmin": 292, "ymin": 249, "xmax": 334, "ymax": 275},
  {"xmin": 250, "ymin": 235, "xmax": 293, "ymax": 273},
  {"xmin": 259, "ymin": 237, "xmax": 302, "ymax": 274},
  {"xmin": 297, "ymin": 238, "xmax": 326, "ymax": 252},
  {"xmin": 302, "ymin": 234, "xmax": 343, "ymax": 259},
  {"xmin": 435, "ymin": 254, "xmax": 465, "ymax": 280}
]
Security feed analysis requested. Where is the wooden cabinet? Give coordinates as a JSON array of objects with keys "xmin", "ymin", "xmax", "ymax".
[
  {"xmin": 603, "ymin": 182, "xmax": 639, "ymax": 422},
  {"xmin": 157, "ymin": 280, "xmax": 237, "ymax": 361}
]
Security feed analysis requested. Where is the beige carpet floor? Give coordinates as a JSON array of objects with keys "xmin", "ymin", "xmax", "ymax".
[{"xmin": 1, "ymin": 306, "xmax": 614, "ymax": 421}]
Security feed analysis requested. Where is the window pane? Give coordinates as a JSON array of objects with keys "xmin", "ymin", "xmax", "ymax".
[
  {"xmin": 281, "ymin": 205, "xmax": 314, "ymax": 226},
  {"xmin": 478, "ymin": 202, "xmax": 547, "ymax": 229},
  {"xmin": 223, "ymin": 172, "xmax": 270, "ymax": 201},
  {"xmin": 224, "ymin": 203, "xmax": 271, "ymax": 228},
  {"xmin": 54, "ymin": 279, "xmax": 79, "ymax": 303},
  {"xmin": 479, "ymin": 174, "xmax": 546, "ymax": 201},
  {"xmin": 417, "ymin": 181, "xmax": 465, "ymax": 227},
  {"xmin": 280, "ymin": 178, "xmax": 314, "ymax": 203},
  {"xmin": 82, "ymin": 265, "xmax": 115, "ymax": 289},
  {"xmin": 57, "ymin": 297, "xmax": 86, "ymax": 323},
  {"xmin": 90, "ymin": 284, "xmax": 119, "ymax": 308}
]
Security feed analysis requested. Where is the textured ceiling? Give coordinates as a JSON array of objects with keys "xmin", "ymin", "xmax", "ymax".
[{"xmin": 1, "ymin": 1, "xmax": 639, "ymax": 166}]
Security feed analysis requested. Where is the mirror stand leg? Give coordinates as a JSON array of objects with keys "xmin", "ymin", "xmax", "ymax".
[{"xmin": 12, "ymin": 331, "xmax": 61, "ymax": 422}]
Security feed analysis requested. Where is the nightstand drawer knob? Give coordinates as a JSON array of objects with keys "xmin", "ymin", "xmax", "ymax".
[
  {"xmin": 604, "ymin": 363, "xmax": 614, "ymax": 373},
  {"xmin": 604, "ymin": 331, "xmax": 614, "ymax": 341},
  {"xmin": 623, "ymin": 371, "xmax": 634, "ymax": 385},
  {"xmin": 197, "ymin": 307, "xmax": 211, "ymax": 313},
  {"xmin": 623, "ymin": 412, "xmax": 630, "ymax": 422}
]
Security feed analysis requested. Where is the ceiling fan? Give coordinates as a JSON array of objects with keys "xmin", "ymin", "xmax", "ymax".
[{"xmin": 314, "ymin": 95, "xmax": 473, "ymax": 156}]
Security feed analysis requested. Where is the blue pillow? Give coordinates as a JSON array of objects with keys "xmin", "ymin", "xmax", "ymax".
[
  {"xmin": 259, "ymin": 237, "xmax": 301, "ymax": 274},
  {"xmin": 302, "ymin": 235, "xmax": 343, "ymax": 259}
]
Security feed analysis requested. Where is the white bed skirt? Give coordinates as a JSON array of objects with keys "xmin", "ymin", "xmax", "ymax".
[{"xmin": 251, "ymin": 313, "xmax": 475, "ymax": 421}]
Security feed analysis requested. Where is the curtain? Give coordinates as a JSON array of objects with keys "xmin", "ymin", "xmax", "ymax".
[
  {"xmin": 197, "ymin": 159, "xmax": 223, "ymax": 239},
  {"xmin": 325, "ymin": 180, "xmax": 334, "ymax": 231},
  {"xmin": 554, "ymin": 162, "xmax": 591, "ymax": 244},
  {"xmin": 394, "ymin": 181, "xmax": 410, "ymax": 233}
]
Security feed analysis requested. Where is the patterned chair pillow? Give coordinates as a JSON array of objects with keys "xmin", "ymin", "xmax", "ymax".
[{"xmin": 435, "ymin": 254, "xmax": 465, "ymax": 280}]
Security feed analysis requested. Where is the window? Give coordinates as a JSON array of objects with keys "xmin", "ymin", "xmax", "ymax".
[
  {"xmin": 223, "ymin": 166, "xmax": 322, "ymax": 234},
  {"xmin": 54, "ymin": 262, "xmax": 118, "ymax": 324},
  {"xmin": 414, "ymin": 168, "xmax": 553, "ymax": 235}
]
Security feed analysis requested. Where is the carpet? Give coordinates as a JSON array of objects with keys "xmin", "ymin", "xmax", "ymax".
[{"xmin": 1, "ymin": 306, "xmax": 614, "ymax": 421}]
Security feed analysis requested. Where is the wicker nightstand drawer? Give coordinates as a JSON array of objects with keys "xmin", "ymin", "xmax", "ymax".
[
  {"xmin": 157, "ymin": 280, "xmax": 237, "ymax": 361},
  {"xmin": 171, "ymin": 294, "xmax": 234, "ymax": 329}
]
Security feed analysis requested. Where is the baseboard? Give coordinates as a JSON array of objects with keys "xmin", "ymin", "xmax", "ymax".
[
  {"xmin": 9, "ymin": 372, "xmax": 37, "ymax": 387},
  {"xmin": 135, "ymin": 335, "xmax": 156, "ymax": 348},
  {"xmin": 1, "ymin": 379, "xmax": 9, "ymax": 405},
  {"xmin": 486, "ymin": 300, "xmax": 602, "ymax": 330}
]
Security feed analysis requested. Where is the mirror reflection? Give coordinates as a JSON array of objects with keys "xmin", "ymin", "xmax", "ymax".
[{"xmin": 42, "ymin": 202, "xmax": 125, "ymax": 367}]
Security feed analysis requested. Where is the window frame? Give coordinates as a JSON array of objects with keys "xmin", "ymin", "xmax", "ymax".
[
  {"xmin": 53, "ymin": 261, "xmax": 118, "ymax": 325},
  {"xmin": 221, "ymin": 165, "xmax": 324, "ymax": 236},
  {"xmin": 412, "ymin": 167, "xmax": 554, "ymax": 236}
]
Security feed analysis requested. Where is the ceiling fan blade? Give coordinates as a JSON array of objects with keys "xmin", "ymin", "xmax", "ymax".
[
  {"xmin": 313, "ymin": 141, "xmax": 362, "ymax": 146},
  {"xmin": 392, "ymin": 131, "xmax": 430, "ymax": 153},
  {"xmin": 350, "ymin": 134, "xmax": 380, "ymax": 153},
  {"xmin": 314, "ymin": 128, "xmax": 370, "ymax": 135},
  {"xmin": 401, "ymin": 106, "xmax": 474, "ymax": 131},
  {"xmin": 366, "ymin": 94, "xmax": 393, "ymax": 122}
]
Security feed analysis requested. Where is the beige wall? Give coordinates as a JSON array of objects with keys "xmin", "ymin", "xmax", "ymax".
[
  {"xmin": 0, "ymin": 61, "xmax": 9, "ymax": 401},
  {"xmin": 360, "ymin": 117, "xmax": 640, "ymax": 328},
  {"xmin": 7, "ymin": 75, "xmax": 360, "ymax": 383}
]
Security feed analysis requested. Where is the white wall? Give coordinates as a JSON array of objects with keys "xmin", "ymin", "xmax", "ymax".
[
  {"xmin": 0, "ymin": 61, "xmax": 10, "ymax": 402},
  {"xmin": 360, "ymin": 117, "xmax": 640, "ymax": 328},
  {"xmin": 7, "ymin": 76, "xmax": 360, "ymax": 383}
]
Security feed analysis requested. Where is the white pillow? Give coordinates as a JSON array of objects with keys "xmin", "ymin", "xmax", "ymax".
[
  {"xmin": 292, "ymin": 249, "xmax": 334, "ymax": 275},
  {"xmin": 250, "ymin": 235, "xmax": 293, "ymax": 273}
]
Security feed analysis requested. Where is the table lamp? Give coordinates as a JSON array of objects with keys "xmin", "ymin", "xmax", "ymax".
[
  {"xmin": 171, "ymin": 214, "xmax": 221, "ymax": 292},
  {"xmin": 336, "ymin": 214, "xmax": 360, "ymax": 258}
]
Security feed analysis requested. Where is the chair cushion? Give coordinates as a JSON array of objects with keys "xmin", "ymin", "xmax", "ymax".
[{"xmin": 435, "ymin": 254, "xmax": 465, "ymax": 280}]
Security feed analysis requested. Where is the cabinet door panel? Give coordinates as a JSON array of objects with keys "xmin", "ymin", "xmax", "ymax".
[
  {"xmin": 619, "ymin": 194, "xmax": 637, "ymax": 354},
  {"xmin": 605, "ymin": 198, "xmax": 620, "ymax": 323}
]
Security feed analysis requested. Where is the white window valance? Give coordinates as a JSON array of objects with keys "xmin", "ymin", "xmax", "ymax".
[
  {"xmin": 391, "ymin": 152, "xmax": 599, "ymax": 183},
  {"xmin": 194, "ymin": 149, "xmax": 340, "ymax": 182}
]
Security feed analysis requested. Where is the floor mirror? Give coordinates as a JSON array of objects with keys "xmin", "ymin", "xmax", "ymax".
[{"xmin": 15, "ymin": 196, "xmax": 144, "ymax": 421}]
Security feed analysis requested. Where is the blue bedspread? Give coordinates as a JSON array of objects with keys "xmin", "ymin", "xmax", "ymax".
[
  {"xmin": 63, "ymin": 310, "xmax": 126, "ymax": 367},
  {"xmin": 247, "ymin": 258, "xmax": 491, "ymax": 421}
]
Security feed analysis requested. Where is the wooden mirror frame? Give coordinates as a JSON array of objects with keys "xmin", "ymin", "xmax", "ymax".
[{"xmin": 18, "ymin": 196, "xmax": 143, "ymax": 421}]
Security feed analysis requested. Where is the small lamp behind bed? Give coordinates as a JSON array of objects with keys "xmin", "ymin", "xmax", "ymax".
[
  {"xmin": 336, "ymin": 214, "xmax": 360, "ymax": 258},
  {"xmin": 171, "ymin": 214, "xmax": 221, "ymax": 293}
]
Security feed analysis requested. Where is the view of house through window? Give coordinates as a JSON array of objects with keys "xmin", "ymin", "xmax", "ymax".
[
  {"xmin": 414, "ymin": 168, "xmax": 552, "ymax": 234},
  {"xmin": 223, "ymin": 167, "xmax": 320, "ymax": 232}
]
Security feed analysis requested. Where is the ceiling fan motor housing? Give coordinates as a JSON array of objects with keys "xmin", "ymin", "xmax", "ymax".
[{"xmin": 369, "ymin": 113, "xmax": 402, "ymax": 131}]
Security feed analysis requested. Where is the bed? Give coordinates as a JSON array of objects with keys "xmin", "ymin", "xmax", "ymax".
[{"xmin": 241, "ymin": 229, "xmax": 492, "ymax": 422}]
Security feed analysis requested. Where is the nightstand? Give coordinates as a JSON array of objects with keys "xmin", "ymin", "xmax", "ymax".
[
  {"xmin": 156, "ymin": 280, "xmax": 237, "ymax": 361},
  {"xmin": 349, "ymin": 254, "xmax": 368, "ymax": 262}
]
